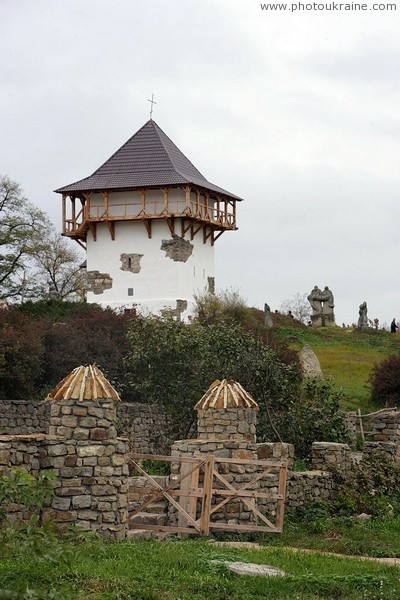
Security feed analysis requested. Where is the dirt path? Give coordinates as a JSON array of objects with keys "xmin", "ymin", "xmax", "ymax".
[{"xmin": 211, "ymin": 541, "xmax": 400, "ymax": 566}]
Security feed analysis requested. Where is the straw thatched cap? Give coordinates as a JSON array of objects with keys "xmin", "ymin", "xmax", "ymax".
[
  {"xmin": 194, "ymin": 379, "xmax": 259, "ymax": 411},
  {"xmin": 45, "ymin": 365, "xmax": 121, "ymax": 402}
]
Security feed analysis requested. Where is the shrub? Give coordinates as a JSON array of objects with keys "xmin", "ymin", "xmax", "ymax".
[
  {"xmin": 0, "ymin": 467, "xmax": 56, "ymax": 520},
  {"xmin": 0, "ymin": 307, "xmax": 44, "ymax": 399},
  {"xmin": 333, "ymin": 453, "xmax": 400, "ymax": 516},
  {"xmin": 257, "ymin": 377, "xmax": 349, "ymax": 459},
  {"xmin": 370, "ymin": 354, "xmax": 400, "ymax": 407},
  {"xmin": 125, "ymin": 314, "xmax": 299, "ymax": 439}
]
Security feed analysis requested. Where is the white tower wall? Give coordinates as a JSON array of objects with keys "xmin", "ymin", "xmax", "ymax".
[{"xmin": 85, "ymin": 190, "xmax": 215, "ymax": 319}]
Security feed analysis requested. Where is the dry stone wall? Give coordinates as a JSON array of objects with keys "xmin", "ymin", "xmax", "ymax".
[
  {"xmin": 0, "ymin": 399, "xmax": 169, "ymax": 454},
  {"xmin": 0, "ymin": 400, "xmax": 50, "ymax": 435}
]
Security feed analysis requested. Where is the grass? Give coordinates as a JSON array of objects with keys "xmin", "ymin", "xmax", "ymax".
[
  {"xmin": 263, "ymin": 515, "xmax": 400, "ymax": 558},
  {"xmin": 1, "ymin": 534, "xmax": 400, "ymax": 599},
  {"xmin": 273, "ymin": 325, "xmax": 400, "ymax": 410}
]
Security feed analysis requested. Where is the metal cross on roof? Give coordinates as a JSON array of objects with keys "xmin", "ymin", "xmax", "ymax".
[{"xmin": 147, "ymin": 93, "xmax": 157, "ymax": 120}]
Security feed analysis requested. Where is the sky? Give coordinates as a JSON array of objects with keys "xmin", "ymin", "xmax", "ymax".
[{"xmin": 1, "ymin": 0, "xmax": 399, "ymax": 326}]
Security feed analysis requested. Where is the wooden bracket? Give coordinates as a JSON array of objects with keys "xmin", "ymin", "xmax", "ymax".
[
  {"xmin": 191, "ymin": 223, "xmax": 203, "ymax": 240},
  {"xmin": 76, "ymin": 239, "xmax": 86, "ymax": 251},
  {"xmin": 105, "ymin": 220, "xmax": 115, "ymax": 240},
  {"xmin": 142, "ymin": 219, "xmax": 152, "ymax": 238},
  {"xmin": 165, "ymin": 217, "xmax": 175, "ymax": 236},
  {"xmin": 88, "ymin": 222, "xmax": 97, "ymax": 241},
  {"xmin": 181, "ymin": 219, "xmax": 192, "ymax": 238}
]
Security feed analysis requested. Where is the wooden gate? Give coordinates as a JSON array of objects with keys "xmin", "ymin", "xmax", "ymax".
[{"xmin": 127, "ymin": 453, "xmax": 287, "ymax": 536}]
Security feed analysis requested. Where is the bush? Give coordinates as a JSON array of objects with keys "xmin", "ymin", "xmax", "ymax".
[
  {"xmin": 0, "ymin": 307, "xmax": 44, "ymax": 399},
  {"xmin": 257, "ymin": 377, "xmax": 349, "ymax": 459},
  {"xmin": 333, "ymin": 453, "xmax": 400, "ymax": 517},
  {"xmin": 125, "ymin": 314, "xmax": 300, "ymax": 439},
  {"xmin": 0, "ymin": 467, "xmax": 56, "ymax": 520},
  {"xmin": 370, "ymin": 354, "xmax": 400, "ymax": 407}
]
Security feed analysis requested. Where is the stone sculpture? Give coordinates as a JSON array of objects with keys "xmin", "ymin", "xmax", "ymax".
[
  {"xmin": 307, "ymin": 285, "xmax": 335, "ymax": 326},
  {"xmin": 358, "ymin": 301, "xmax": 369, "ymax": 330},
  {"xmin": 264, "ymin": 303, "xmax": 273, "ymax": 328}
]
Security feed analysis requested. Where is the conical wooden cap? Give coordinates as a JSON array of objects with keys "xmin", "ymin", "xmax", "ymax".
[
  {"xmin": 45, "ymin": 365, "xmax": 121, "ymax": 402},
  {"xmin": 194, "ymin": 379, "xmax": 259, "ymax": 411}
]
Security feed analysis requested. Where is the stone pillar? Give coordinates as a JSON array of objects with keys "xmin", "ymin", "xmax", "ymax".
[
  {"xmin": 197, "ymin": 407, "xmax": 257, "ymax": 442},
  {"xmin": 311, "ymin": 442, "xmax": 351, "ymax": 474},
  {"xmin": 171, "ymin": 379, "xmax": 260, "ymax": 527},
  {"xmin": 43, "ymin": 365, "xmax": 129, "ymax": 539}
]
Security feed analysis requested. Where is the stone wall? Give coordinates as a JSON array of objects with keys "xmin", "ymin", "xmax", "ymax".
[
  {"xmin": 117, "ymin": 403, "xmax": 169, "ymax": 454},
  {"xmin": 0, "ymin": 400, "xmax": 50, "ymax": 435},
  {"xmin": 0, "ymin": 433, "xmax": 128, "ymax": 537},
  {"xmin": 311, "ymin": 442, "xmax": 352, "ymax": 474},
  {"xmin": 368, "ymin": 410, "xmax": 400, "ymax": 443},
  {"xmin": 0, "ymin": 399, "xmax": 169, "ymax": 455}
]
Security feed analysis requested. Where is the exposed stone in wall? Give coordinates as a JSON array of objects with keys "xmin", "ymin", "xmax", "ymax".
[
  {"xmin": 86, "ymin": 271, "xmax": 113, "ymax": 295},
  {"xmin": 120, "ymin": 253, "xmax": 143, "ymax": 274},
  {"xmin": 207, "ymin": 277, "xmax": 215, "ymax": 294},
  {"xmin": 161, "ymin": 235, "xmax": 193, "ymax": 262},
  {"xmin": 161, "ymin": 299, "xmax": 188, "ymax": 322}
]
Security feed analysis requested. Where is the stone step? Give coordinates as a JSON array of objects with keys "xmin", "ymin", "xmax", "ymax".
[
  {"xmin": 126, "ymin": 528, "xmax": 172, "ymax": 541},
  {"xmin": 128, "ymin": 501, "xmax": 168, "ymax": 514},
  {"xmin": 130, "ymin": 512, "xmax": 168, "ymax": 526},
  {"xmin": 126, "ymin": 529, "xmax": 153, "ymax": 540},
  {"xmin": 147, "ymin": 501, "xmax": 168, "ymax": 514}
]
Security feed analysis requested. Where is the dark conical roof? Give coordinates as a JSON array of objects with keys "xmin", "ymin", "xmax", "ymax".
[{"xmin": 55, "ymin": 120, "xmax": 242, "ymax": 200}]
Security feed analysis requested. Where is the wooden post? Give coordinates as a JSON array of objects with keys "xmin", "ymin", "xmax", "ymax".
[
  {"xmin": 358, "ymin": 408, "xmax": 365, "ymax": 441},
  {"xmin": 178, "ymin": 462, "xmax": 200, "ymax": 528},
  {"xmin": 276, "ymin": 464, "xmax": 287, "ymax": 532},
  {"xmin": 199, "ymin": 456, "xmax": 214, "ymax": 536},
  {"xmin": 72, "ymin": 196, "xmax": 76, "ymax": 229},
  {"xmin": 140, "ymin": 189, "xmax": 146, "ymax": 213},
  {"xmin": 62, "ymin": 194, "xmax": 66, "ymax": 233}
]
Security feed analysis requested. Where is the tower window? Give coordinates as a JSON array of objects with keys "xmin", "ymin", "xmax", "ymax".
[{"xmin": 128, "ymin": 288, "xmax": 134, "ymax": 296}]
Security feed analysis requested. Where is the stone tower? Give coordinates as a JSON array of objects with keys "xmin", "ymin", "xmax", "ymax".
[{"xmin": 55, "ymin": 120, "xmax": 242, "ymax": 319}]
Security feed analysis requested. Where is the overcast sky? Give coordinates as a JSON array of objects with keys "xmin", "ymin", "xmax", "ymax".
[{"xmin": 1, "ymin": 0, "xmax": 399, "ymax": 325}]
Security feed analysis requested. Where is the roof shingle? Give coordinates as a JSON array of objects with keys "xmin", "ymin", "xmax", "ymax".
[{"xmin": 55, "ymin": 120, "xmax": 242, "ymax": 200}]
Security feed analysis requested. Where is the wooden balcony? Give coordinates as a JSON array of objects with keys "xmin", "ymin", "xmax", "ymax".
[{"xmin": 62, "ymin": 186, "xmax": 237, "ymax": 248}]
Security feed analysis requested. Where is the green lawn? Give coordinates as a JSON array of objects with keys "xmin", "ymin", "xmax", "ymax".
[
  {"xmin": 274, "ymin": 325, "xmax": 400, "ymax": 411},
  {"xmin": 1, "ymin": 526, "xmax": 400, "ymax": 599}
]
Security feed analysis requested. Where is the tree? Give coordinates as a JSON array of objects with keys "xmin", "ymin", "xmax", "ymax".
[
  {"xmin": 370, "ymin": 354, "xmax": 400, "ymax": 407},
  {"xmin": 32, "ymin": 232, "xmax": 86, "ymax": 301},
  {"xmin": 280, "ymin": 292, "xmax": 310, "ymax": 324},
  {"xmin": 0, "ymin": 176, "xmax": 50, "ymax": 300},
  {"xmin": 0, "ymin": 176, "xmax": 85, "ymax": 302}
]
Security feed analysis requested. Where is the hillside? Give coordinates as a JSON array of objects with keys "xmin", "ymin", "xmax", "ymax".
[{"xmin": 272, "ymin": 321, "xmax": 400, "ymax": 411}]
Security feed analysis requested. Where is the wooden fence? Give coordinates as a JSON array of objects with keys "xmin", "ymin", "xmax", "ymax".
[{"xmin": 127, "ymin": 453, "xmax": 287, "ymax": 536}]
